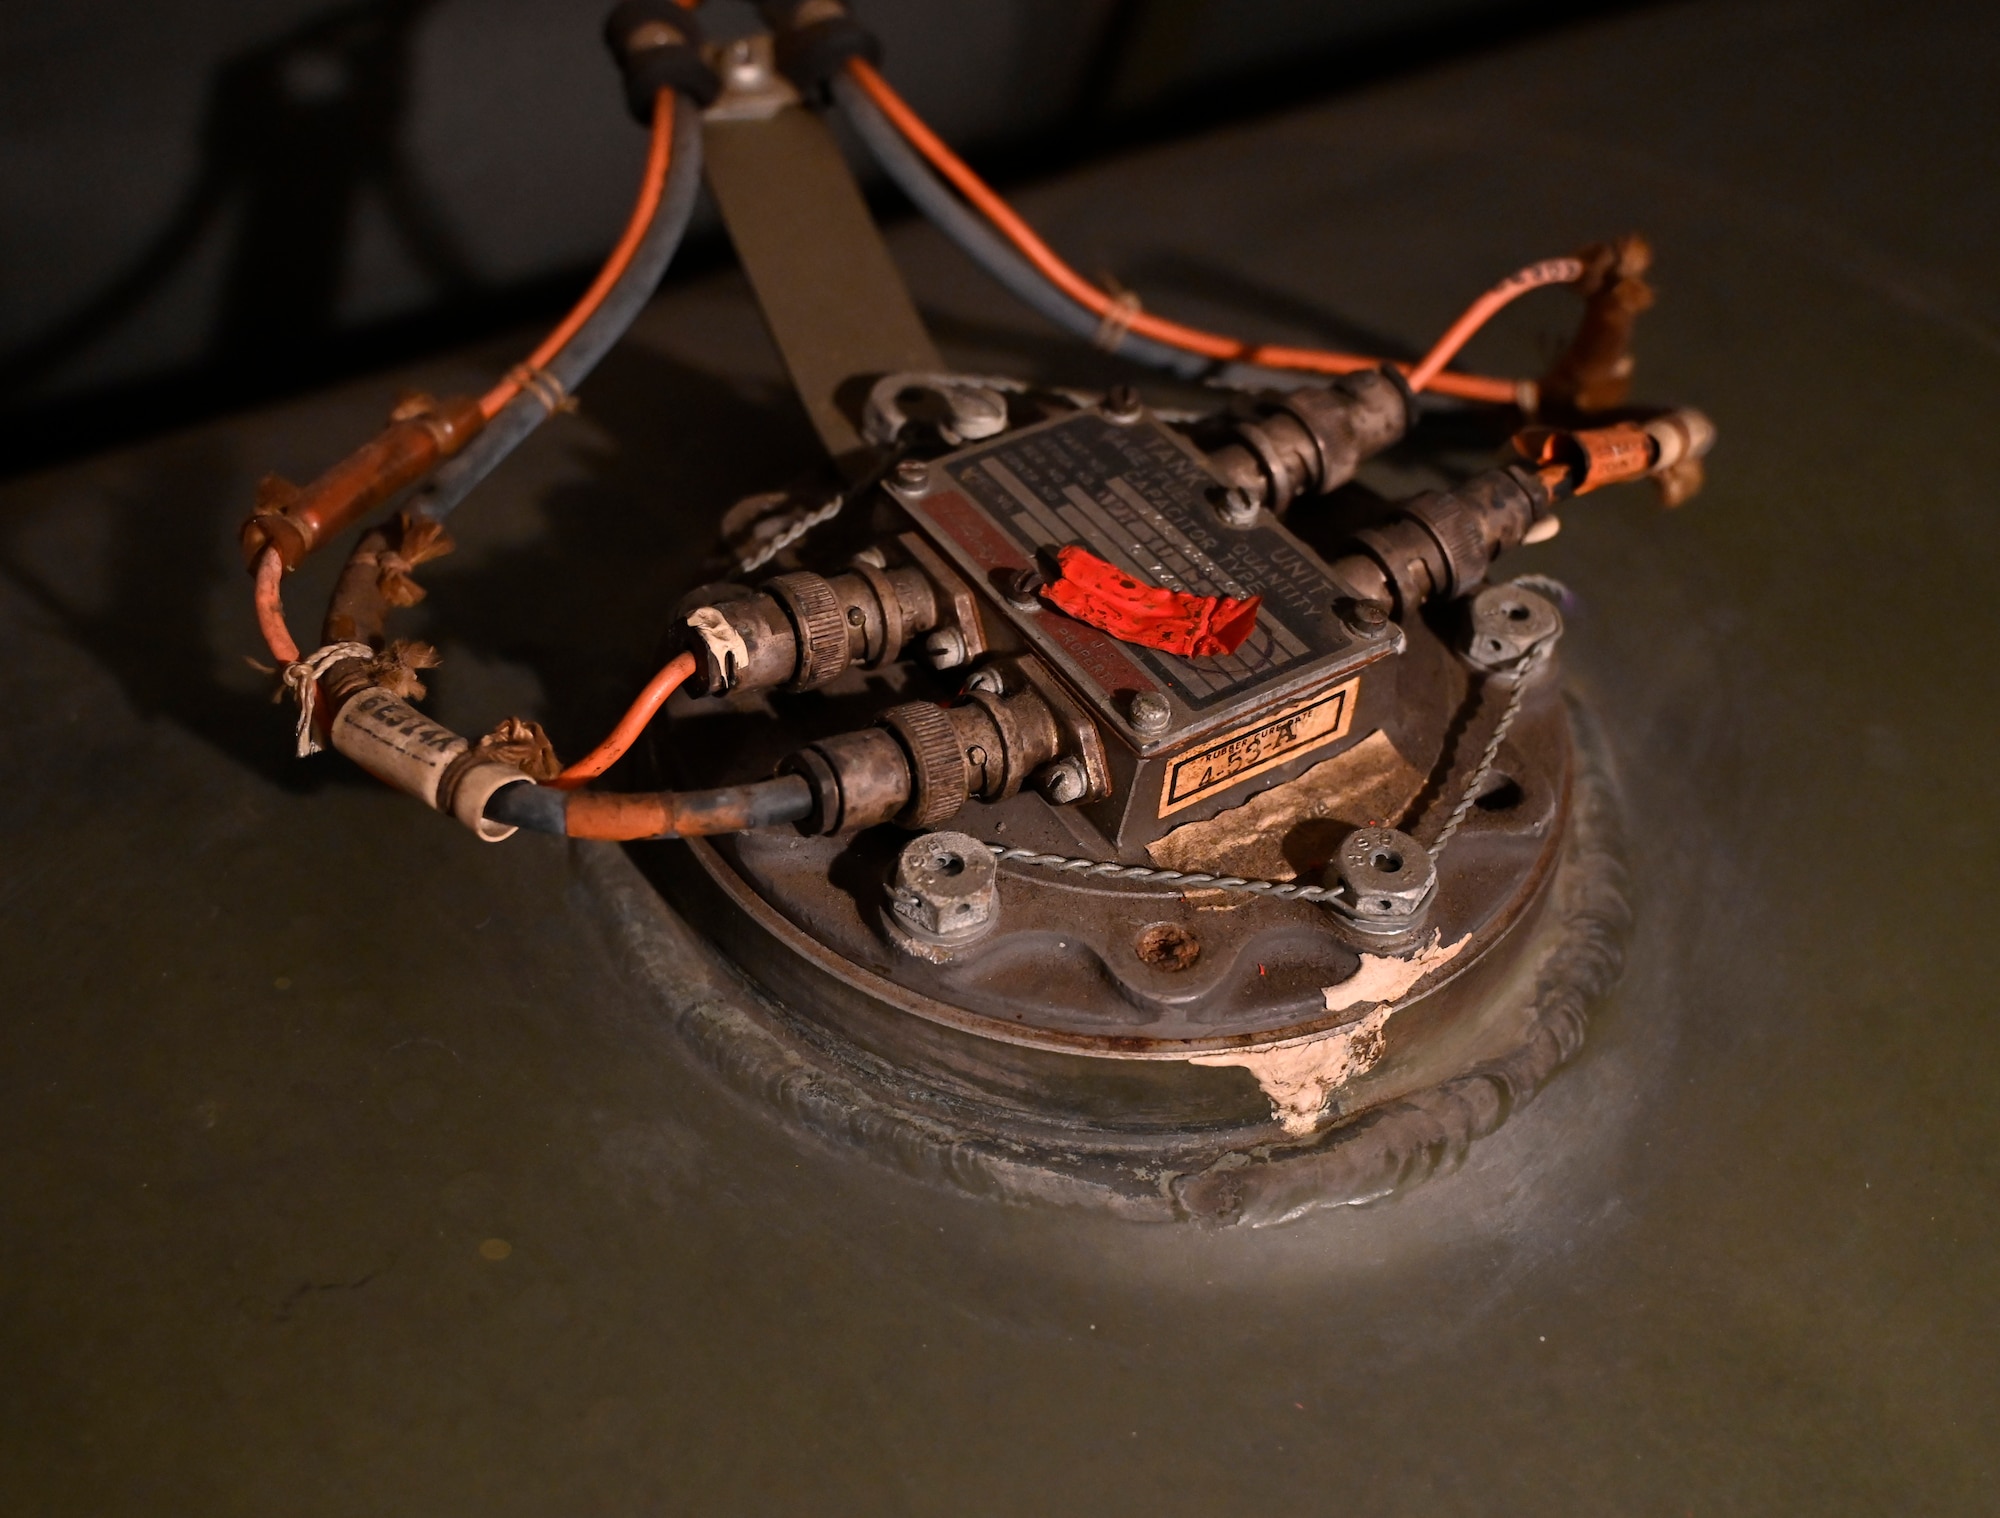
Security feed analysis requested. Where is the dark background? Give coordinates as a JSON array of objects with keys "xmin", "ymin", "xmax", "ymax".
[{"xmin": 0, "ymin": 0, "xmax": 1638, "ymax": 471}]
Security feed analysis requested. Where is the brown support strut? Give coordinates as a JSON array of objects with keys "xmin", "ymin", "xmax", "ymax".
[{"xmin": 700, "ymin": 36, "xmax": 942, "ymax": 477}]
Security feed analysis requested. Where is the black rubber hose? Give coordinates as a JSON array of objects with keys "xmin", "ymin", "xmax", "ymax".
[
  {"xmin": 484, "ymin": 774, "xmax": 817, "ymax": 839},
  {"xmin": 484, "ymin": 780, "xmax": 568, "ymax": 836},
  {"xmin": 830, "ymin": 74, "xmax": 1212, "ymax": 382},
  {"xmin": 412, "ymin": 93, "xmax": 707, "ymax": 523}
]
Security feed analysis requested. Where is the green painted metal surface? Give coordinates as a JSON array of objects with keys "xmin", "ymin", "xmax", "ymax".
[{"xmin": 2, "ymin": 2, "xmax": 1995, "ymax": 1509}]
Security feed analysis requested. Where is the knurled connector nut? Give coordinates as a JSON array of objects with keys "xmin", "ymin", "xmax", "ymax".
[
  {"xmin": 1405, "ymin": 496, "xmax": 1489, "ymax": 600},
  {"xmin": 878, "ymin": 701, "xmax": 969, "ymax": 830},
  {"xmin": 767, "ymin": 571, "xmax": 850, "ymax": 690}
]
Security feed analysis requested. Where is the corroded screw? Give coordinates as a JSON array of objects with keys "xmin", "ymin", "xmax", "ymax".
[
  {"xmin": 923, "ymin": 628, "xmax": 967, "ymax": 670},
  {"xmin": 1128, "ymin": 690, "xmax": 1171, "ymax": 734},
  {"xmin": 1038, "ymin": 757, "xmax": 1088, "ymax": 805}
]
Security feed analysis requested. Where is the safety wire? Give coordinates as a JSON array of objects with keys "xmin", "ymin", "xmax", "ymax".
[{"xmin": 987, "ymin": 601, "xmax": 1559, "ymax": 902}]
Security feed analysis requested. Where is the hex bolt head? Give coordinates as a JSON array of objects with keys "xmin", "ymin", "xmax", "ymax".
[
  {"xmin": 1128, "ymin": 690, "xmax": 1171, "ymax": 734},
  {"xmin": 887, "ymin": 830, "xmax": 1000, "ymax": 950},
  {"xmin": 1325, "ymin": 825, "xmax": 1436, "ymax": 933},
  {"xmin": 893, "ymin": 457, "xmax": 931, "ymax": 492},
  {"xmin": 1037, "ymin": 756, "xmax": 1088, "ymax": 805},
  {"xmin": 1215, "ymin": 487, "xmax": 1260, "ymax": 528},
  {"xmin": 923, "ymin": 628, "xmax": 968, "ymax": 670},
  {"xmin": 1464, "ymin": 584, "xmax": 1562, "ymax": 672}
]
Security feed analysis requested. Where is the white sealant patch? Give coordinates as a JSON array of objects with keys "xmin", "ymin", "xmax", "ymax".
[{"xmin": 1188, "ymin": 932, "xmax": 1470, "ymax": 1135}]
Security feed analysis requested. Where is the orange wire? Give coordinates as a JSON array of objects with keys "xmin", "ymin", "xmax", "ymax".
[
  {"xmin": 254, "ymin": 546, "xmax": 300, "ymax": 664},
  {"xmin": 847, "ymin": 58, "xmax": 1561, "ymax": 407},
  {"xmin": 1406, "ymin": 256, "xmax": 1584, "ymax": 392},
  {"xmin": 551, "ymin": 651, "xmax": 698, "ymax": 790},
  {"xmin": 477, "ymin": 90, "xmax": 678, "ymax": 420}
]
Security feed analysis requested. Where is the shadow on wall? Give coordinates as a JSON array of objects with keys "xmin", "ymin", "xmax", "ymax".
[
  {"xmin": 1, "ymin": 0, "xmax": 477, "ymax": 410},
  {"xmin": 0, "ymin": 0, "xmax": 1647, "ymax": 476}
]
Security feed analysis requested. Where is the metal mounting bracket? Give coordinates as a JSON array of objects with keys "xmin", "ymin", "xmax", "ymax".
[{"xmin": 701, "ymin": 34, "xmax": 943, "ymax": 475}]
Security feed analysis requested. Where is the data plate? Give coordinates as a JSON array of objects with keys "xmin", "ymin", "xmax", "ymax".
[{"xmin": 896, "ymin": 410, "xmax": 1397, "ymax": 748}]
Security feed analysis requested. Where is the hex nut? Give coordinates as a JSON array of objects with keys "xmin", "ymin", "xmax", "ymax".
[
  {"xmin": 887, "ymin": 830, "xmax": 999, "ymax": 951},
  {"xmin": 1464, "ymin": 584, "xmax": 1562, "ymax": 672},
  {"xmin": 1326, "ymin": 825, "xmax": 1436, "ymax": 933},
  {"xmin": 1128, "ymin": 690, "xmax": 1171, "ymax": 734}
]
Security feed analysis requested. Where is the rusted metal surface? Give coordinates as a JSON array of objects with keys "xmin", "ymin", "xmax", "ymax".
[
  {"xmin": 671, "ymin": 663, "xmax": 1568, "ymax": 1056},
  {"xmin": 1539, "ymin": 233, "xmax": 1654, "ymax": 415},
  {"xmin": 237, "ymin": 393, "xmax": 483, "ymax": 569},
  {"xmin": 563, "ymin": 776, "xmax": 815, "ymax": 840},
  {"xmin": 610, "ymin": 691, "xmax": 1611, "ymax": 1213}
]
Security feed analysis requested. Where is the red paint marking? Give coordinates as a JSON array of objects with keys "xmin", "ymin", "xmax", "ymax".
[
  {"xmin": 921, "ymin": 489, "xmax": 1157, "ymax": 695},
  {"xmin": 922, "ymin": 489, "xmax": 1028, "ymax": 573}
]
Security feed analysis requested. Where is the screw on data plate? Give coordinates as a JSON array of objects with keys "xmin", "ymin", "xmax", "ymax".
[
  {"xmin": 1128, "ymin": 690, "xmax": 1171, "ymax": 735},
  {"xmin": 1104, "ymin": 385, "xmax": 1143, "ymax": 423},
  {"xmin": 1005, "ymin": 564, "xmax": 1046, "ymax": 611},
  {"xmin": 1037, "ymin": 756, "xmax": 1088, "ymax": 805},
  {"xmin": 1338, "ymin": 597, "xmax": 1391, "ymax": 636},
  {"xmin": 892, "ymin": 457, "xmax": 931, "ymax": 493},
  {"xmin": 1324, "ymin": 825, "xmax": 1436, "ymax": 935}
]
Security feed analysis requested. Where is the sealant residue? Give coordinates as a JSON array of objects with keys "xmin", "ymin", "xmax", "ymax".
[{"xmin": 1189, "ymin": 932, "xmax": 1469, "ymax": 1134}]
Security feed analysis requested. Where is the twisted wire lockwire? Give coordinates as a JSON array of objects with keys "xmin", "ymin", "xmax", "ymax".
[
  {"xmin": 982, "ymin": 847, "xmax": 1342, "ymax": 901},
  {"xmin": 982, "ymin": 584, "xmax": 1563, "ymax": 901},
  {"xmin": 1424, "ymin": 644, "xmax": 1545, "ymax": 859}
]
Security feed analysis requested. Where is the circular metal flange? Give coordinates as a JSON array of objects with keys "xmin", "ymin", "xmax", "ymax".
[{"xmin": 601, "ymin": 649, "xmax": 1629, "ymax": 1224}]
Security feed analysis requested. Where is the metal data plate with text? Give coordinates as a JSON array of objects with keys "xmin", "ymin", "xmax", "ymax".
[{"xmin": 896, "ymin": 410, "xmax": 1398, "ymax": 750}]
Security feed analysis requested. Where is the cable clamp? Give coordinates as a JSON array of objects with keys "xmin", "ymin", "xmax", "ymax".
[
  {"xmin": 1093, "ymin": 285, "xmax": 1143, "ymax": 351},
  {"xmin": 281, "ymin": 642, "xmax": 375, "ymax": 758},
  {"xmin": 506, "ymin": 364, "xmax": 573, "ymax": 417}
]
